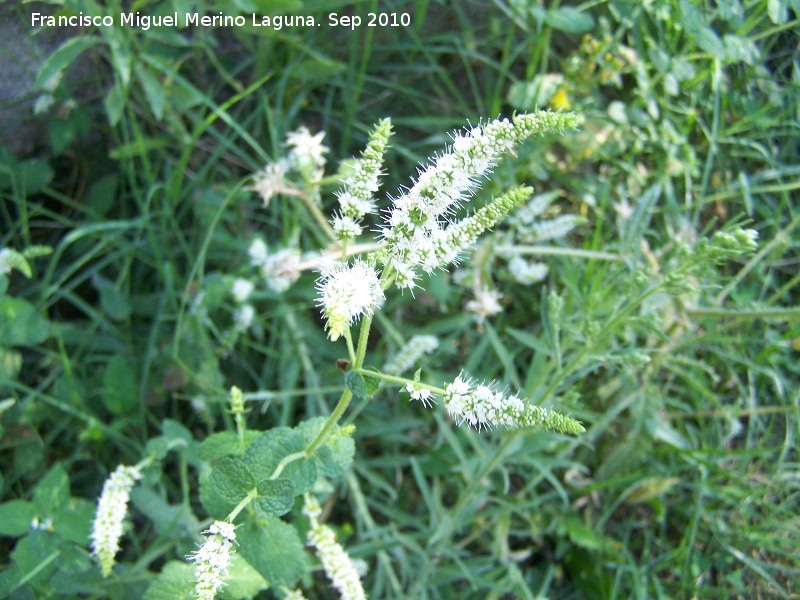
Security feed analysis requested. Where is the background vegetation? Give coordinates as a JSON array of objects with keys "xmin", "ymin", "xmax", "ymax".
[{"xmin": 1, "ymin": 0, "xmax": 799, "ymax": 598}]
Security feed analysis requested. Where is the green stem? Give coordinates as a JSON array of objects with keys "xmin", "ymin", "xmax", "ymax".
[
  {"xmin": 354, "ymin": 368, "xmax": 445, "ymax": 394},
  {"xmin": 495, "ymin": 245, "xmax": 624, "ymax": 261},
  {"xmin": 305, "ymin": 313, "xmax": 375, "ymax": 456},
  {"xmin": 226, "ymin": 488, "xmax": 258, "ymax": 523},
  {"xmin": 301, "ymin": 188, "xmax": 337, "ymax": 242}
]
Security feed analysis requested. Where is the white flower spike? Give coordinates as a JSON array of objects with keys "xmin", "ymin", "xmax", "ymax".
[
  {"xmin": 316, "ymin": 259, "xmax": 384, "ymax": 341},
  {"xmin": 90, "ymin": 464, "xmax": 142, "ymax": 577}
]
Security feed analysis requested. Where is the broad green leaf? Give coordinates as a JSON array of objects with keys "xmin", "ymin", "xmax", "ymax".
[
  {"xmin": 34, "ymin": 36, "xmax": 102, "ymax": 88},
  {"xmin": 162, "ymin": 419, "xmax": 200, "ymax": 466},
  {"xmin": 143, "ymin": 561, "xmax": 195, "ymax": 600},
  {"xmin": 130, "ymin": 487, "xmax": 200, "ymax": 540},
  {"xmin": 104, "ymin": 82, "xmax": 126, "ymax": 126},
  {"xmin": 0, "ymin": 297, "xmax": 51, "ymax": 346},
  {"xmin": 52, "ymin": 497, "xmax": 94, "ymax": 545},
  {"xmin": 345, "ymin": 370, "xmax": 379, "ymax": 401},
  {"xmin": 135, "ymin": 64, "xmax": 166, "ymax": 120},
  {"xmin": 84, "ymin": 174, "xmax": 118, "ymax": 218},
  {"xmin": 546, "ymin": 7, "xmax": 595, "ymax": 33},
  {"xmin": 255, "ymin": 479, "xmax": 294, "ymax": 516},
  {"xmin": 11, "ymin": 530, "xmax": 61, "ymax": 586},
  {"xmin": 243, "ymin": 428, "xmax": 316, "ymax": 496},
  {"xmin": 199, "ymin": 457, "xmax": 255, "ymax": 519},
  {"xmin": 0, "ymin": 500, "xmax": 36, "ymax": 536},
  {"xmin": 237, "ymin": 516, "xmax": 307, "ymax": 588},
  {"xmin": 198, "ymin": 430, "xmax": 261, "ymax": 461},
  {"xmin": 224, "ymin": 554, "xmax": 269, "ymax": 599},
  {"xmin": 33, "ymin": 464, "xmax": 70, "ymax": 516},
  {"xmin": 298, "ymin": 417, "xmax": 355, "ymax": 479},
  {"xmin": 102, "ymin": 355, "xmax": 138, "ymax": 415},
  {"xmin": 14, "ymin": 158, "xmax": 54, "ymax": 196},
  {"xmin": 92, "ymin": 275, "xmax": 132, "ymax": 322}
]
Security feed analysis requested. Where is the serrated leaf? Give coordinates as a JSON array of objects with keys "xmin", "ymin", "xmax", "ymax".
[
  {"xmin": 243, "ymin": 428, "xmax": 316, "ymax": 496},
  {"xmin": 34, "ymin": 36, "xmax": 102, "ymax": 88},
  {"xmin": 255, "ymin": 479, "xmax": 294, "ymax": 516},
  {"xmin": 236, "ymin": 516, "xmax": 307, "ymax": 588},
  {"xmin": 33, "ymin": 464, "xmax": 70, "ymax": 516},
  {"xmin": 0, "ymin": 500, "xmax": 36, "ymax": 536},
  {"xmin": 102, "ymin": 355, "xmax": 138, "ymax": 415},
  {"xmin": 198, "ymin": 430, "xmax": 261, "ymax": 460},
  {"xmin": 0, "ymin": 297, "xmax": 51, "ymax": 346},
  {"xmin": 143, "ymin": 561, "xmax": 195, "ymax": 600},
  {"xmin": 199, "ymin": 457, "xmax": 255, "ymax": 519}
]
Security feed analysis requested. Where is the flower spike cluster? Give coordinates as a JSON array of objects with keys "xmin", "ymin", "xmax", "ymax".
[
  {"xmin": 443, "ymin": 375, "xmax": 585, "ymax": 435},
  {"xmin": 90, "ymin": 464, "xmax": 142, "ymax": 577},
  {"xmin": 303, "ymin": 495, "xmax": 366, "ymax": 600},
  {"xmin": 190, "ymin": 521, "xmax": 237, "ymax": 600},
  {"xmin": 377, "ymin": 112, "xmax": 580, "ymax": 289},
  {"xmin": 332, "ymin": 119, "xmax": 393, "ymax": 240},
  {"xmin": 316, "ymin": 259, "xmax": 384, "ymax": 341}
]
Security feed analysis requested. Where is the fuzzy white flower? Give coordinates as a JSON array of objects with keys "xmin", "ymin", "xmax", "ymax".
[
  {"xmin": 90, "ymin": 464, "xmax": 142, "ymax": 577},
  {"xmin": 383, "ymin": 335, "xmax": 439, "ymax": 375},
  {"xmin": 248, "ymin": 239, "xmax": 269, "ymax": 267},
  {"xmin": 442, "ymin": 374, "xmax": 584, "ymax": 434},
  {"xmin": 249, "ymin": 159, "xmax": 288, "ymax": 207},
  {"xmin": 190, "ymin": 521, "xmax": 237, "ymax": 600},
  {"xmin": 262, "ymin": 248, "xmax": 303, "ymax": 293},
  {"xmin": 508, "ymin": 257, "xmax": 549, "ymax": 285},
  {"xmin": 316, "ymin": 259, "xmax": 384, "ymax": 341},
  {"xmin": 231, "ymin": 278, "xmax": 255, "ymax": 303},
  {"xmin": 406, "ymin": 382, "xmax": 435, "ymax": 407},
  {"xmin": 332, "ymin": 214, "xmax": 363, "ymax": 239},
  {"xmin": 234, "ymin": 304, "xmax": 255, "ymax": 332},
  {"xmin": 303, "ymin": 496, "xmax": 366, "ymax": 600},
  {"xmin": 377, "ymin": 112, "xmax": 580, "ymax": 289},
  {"xmin": 286, "ymin": 126, "xmax": 328, "ymax": 179},
  {"xmin": 465, "ymin": 286, "xmax": 503, "ymax": 323}
]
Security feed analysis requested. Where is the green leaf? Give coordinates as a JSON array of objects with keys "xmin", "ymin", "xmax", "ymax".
[
  {"xmin": 255, "ymin": 479, "xmax": 294, "ymax": 516},
  {"xmin": 33, "ymin": 464, "xmax": 70, "ymax": 516},
  {"xmin": 0, "ymin": 500, "xmax": 36, "ymax": 536},
  {"xmin": 243, "ymin": 428, "xmax": 316, "ymax": 496},
  {"xmin": 52, "ymin": 497, "xmax": 94, "ymax": 545},
  {"xmin": 34, "ymin": 36, "xmax": 102, "ymax": 89},
  {"xmin": 298, "ymin": 417, "xmax": 355, "ymax": 479},
  {"xmin": 546, "ymin": 7, "xmax": 595, "ymax": 33},
  {"xmin": 143, "ymin": 561, "xmax": 195, "ymax": 600},
  {"xmin": 102, "ymin": 355, "xmax": 138, "ymax": 415},
  {"xmin": 199, "ymin": 457, "xmax": 255, "ymax": 520},
  {"xmin": 224, "ymin": 554, "xmax": 269, "ymax": 599},
  {"xmin": 135, "ymin": 64, "xmax": 166, "ymax": 120},
  {"xmin": 345, "ymin": 370, "xmax": 378, "ymax": 400},
  {"xmin": 104, "ymin": 82, "xmax": 126, "ymax": 126},
  {"xmin": 236, "ymin": 516, "xmax": 307, "ymax": 588},
  {"xmin": 91, "ymin": 275, "xmax": 132, "ymax": 322},
  {"xmin": 198, "ymin": 430, "xmax": 261, "ymax": 460},
  {"xmin": 130, "ymin": 487, "xmax": 200, "ymax": 540},
  {"xmin": 0, "ymin": 297, "xmax": 51, "ymax": 346},
  {"xmin": 11, "ymin": 530, "xmax": 61, "ymax": 586},
  {"xmin": 162, "ymin": 419, "xmax": 200, "ymax": 466}
]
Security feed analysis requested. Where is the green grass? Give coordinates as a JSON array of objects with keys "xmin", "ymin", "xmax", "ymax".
[{"xmin": 1, "ymin": 0, "xmax": 799, "ymax": 598}]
